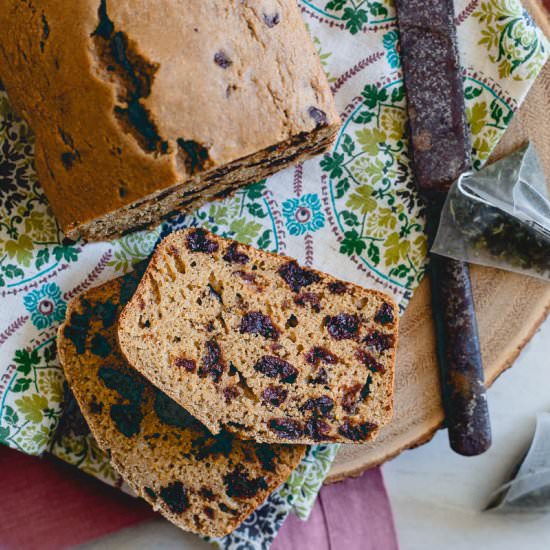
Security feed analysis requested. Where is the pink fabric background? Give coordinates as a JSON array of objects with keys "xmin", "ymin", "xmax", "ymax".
[
  {"xmin": 0, "ymin": 445, "xmax": 398, "ymax": 549},
  {"xmin": 0, "ymin": 446, "xmax": 154, "ymax": 549},
  {"xmin": 274, "ymin": 469, "xmax": 398, "ymax": 550}
]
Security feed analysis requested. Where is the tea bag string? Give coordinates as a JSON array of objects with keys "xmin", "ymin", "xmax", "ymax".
[{"xmin": 456, "ymin": 171, "xmax": 493, "ymax": 207}]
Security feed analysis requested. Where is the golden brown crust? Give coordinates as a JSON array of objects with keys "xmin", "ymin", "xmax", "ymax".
[
  {"xmin": 57, "ymin": 275, "xmax": 305, "ymax": 537},
  {"xmin": 118, "ymin": 229, "xmax": 398, "ymax": 445},
  {"xmin": 0, "ymin": 0, "xmax": 340, "ymax": 240}
]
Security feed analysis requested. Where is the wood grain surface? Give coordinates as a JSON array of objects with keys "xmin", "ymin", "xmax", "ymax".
[{"xmin": 327, "ymin": 1, "xmax": 550, "ymax": 483}]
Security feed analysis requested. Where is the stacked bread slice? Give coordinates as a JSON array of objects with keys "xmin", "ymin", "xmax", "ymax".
[
  {"xmin": 118, "ymin": 229, "xmax": 398, "ymax": 445},
  {"xmin": 58, "ymin": 269, "xmax": 306, "ymax": 537},
  {"xmin": 58, "ymin": 229, "xmax": 398, "ymax": 536}
]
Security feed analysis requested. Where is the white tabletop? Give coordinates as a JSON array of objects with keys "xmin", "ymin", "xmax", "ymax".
[
  {"xmin": 385, "ymin": 313, "xmax": 550, "ymax": 550},
  {"xmin": 80, "ymin": 314, "xmax": 550, "ymax": 550}
]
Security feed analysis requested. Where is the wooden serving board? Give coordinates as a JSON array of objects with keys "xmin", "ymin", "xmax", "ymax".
[{"xmin": 327, "ymin": 1, "xmax": 550, "ymax": 483}]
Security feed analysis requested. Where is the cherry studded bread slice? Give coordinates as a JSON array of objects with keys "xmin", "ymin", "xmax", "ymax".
[
  {"xmin": 58, "ymin": 272, "xmax": 305, "ymax": 537},
  {"xmin": 118, "ymin": 229, "xmax": 398, "ymax": 444}
]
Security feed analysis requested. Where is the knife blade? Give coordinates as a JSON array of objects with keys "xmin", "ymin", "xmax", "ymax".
[{"xmin": 395, "ymin": 0, "xmax": 492, "ymax": 455}]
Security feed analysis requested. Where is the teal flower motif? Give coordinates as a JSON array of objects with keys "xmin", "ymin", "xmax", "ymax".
[
  {"xmin": 282, "ymin": 194, "xmax": 325, "ymax": 236},
  {"xmin": 23, "ymin": 283, "xmax": 66, "ymax": 329},
  {"xmin": 383, "ymin": 30, "xmax": 400, "ymax": 69}
]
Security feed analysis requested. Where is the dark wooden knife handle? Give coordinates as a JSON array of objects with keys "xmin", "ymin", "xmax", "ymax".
[
  {"xmin": 429, "ymin": 252, "xmax": 492, "ymax": 455},
  {"xmin": 394, "ymin": 0, "xmax": 491, "ymax": 456}
]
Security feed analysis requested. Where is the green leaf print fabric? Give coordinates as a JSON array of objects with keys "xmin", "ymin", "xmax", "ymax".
[{"xmin": 0, "ymin": 0, "xmax": 548, "ymax": 545}]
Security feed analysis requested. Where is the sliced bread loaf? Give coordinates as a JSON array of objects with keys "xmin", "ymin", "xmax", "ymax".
[
  {"xmin": 57, "ymin": 273, "xmax": 305, "ymax": 537},
  {"xmin": 0, "ymin": 0, "xmax": 339, "ymax": 240},
  {"xmin": 118, "ymin": 229, "xmax": 398, "ymax": 445}
]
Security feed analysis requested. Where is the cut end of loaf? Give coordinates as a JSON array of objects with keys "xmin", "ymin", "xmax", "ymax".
[
  {"xmin": 74, "ymin": 124, "xmax": 339, "ymax": 241},
  {"xmin": 118, "ymin": 228, "xmax": 398, "ymax": 445}
]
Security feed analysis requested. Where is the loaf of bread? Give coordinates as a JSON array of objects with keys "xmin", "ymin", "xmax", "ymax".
[
  {"xmin": 118, "ymin": 229, "xmax": 398, "ymax": 445},
  {"xmin": 57, "ymin": 271, "xmax": 306, "ymax": 537},
  {"xmin": 0, "ymin": 0, "xmax": 340, "ymax": 241}
]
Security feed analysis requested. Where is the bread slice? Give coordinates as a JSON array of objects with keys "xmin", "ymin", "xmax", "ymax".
[
  {"xmin": 57, "ymin": 273, "xmax": 305, "ymax": 537},
  {"xmin": 0, "ymin": 0, "xmax": 340, "ymax": 241},
  {"xmin": 118, "ymin": 229, "xmax": 398, "ymax": 445}
]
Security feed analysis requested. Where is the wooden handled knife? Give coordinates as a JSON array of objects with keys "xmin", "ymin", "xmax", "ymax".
[{"xmin": 395, "ymin": 0, "xmax": 492, "ymax": 455}]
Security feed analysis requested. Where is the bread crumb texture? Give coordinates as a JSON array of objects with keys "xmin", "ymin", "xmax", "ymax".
[{"xmin": 118, "ymin": 229, "xmax": 398, "ymax": 445}]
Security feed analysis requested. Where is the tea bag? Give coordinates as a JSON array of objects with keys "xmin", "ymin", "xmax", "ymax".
[
  {"xmin": 432, "ymin": 143, "xmax": 550, "ymax": 280},
  {"xmin": 486, "ymin": 413, "xmax": 550, "ymax": 513}
]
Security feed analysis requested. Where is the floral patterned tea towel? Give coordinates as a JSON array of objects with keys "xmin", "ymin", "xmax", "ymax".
[{"xmin": 0, "ymin": 1, "xmax": 548, "ymax": 548}]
